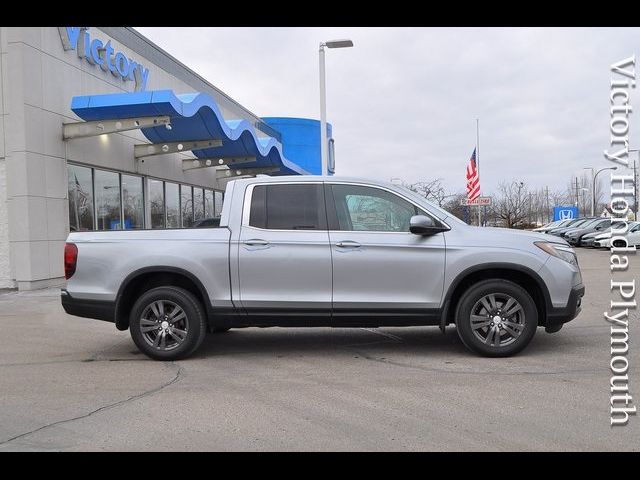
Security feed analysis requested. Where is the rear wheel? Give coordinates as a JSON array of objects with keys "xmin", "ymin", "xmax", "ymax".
[
  {"xmin": 129, "ymin": 286, "xmax": 207, "ymax": 360},
  {"xmin": 455, "ymin": 279, "xmax": 537, "ymax": 357}
]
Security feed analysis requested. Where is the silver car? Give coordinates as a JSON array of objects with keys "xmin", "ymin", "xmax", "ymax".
[{"xmin": 61, "ymin": 176, "xmax": 585, "ymax": 360}]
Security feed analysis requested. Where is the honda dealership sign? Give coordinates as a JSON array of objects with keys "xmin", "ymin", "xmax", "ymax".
[
  {"xmin": 58, "ymin": 27, "xmax": 150, "ymax": 91},
  {"xmin": 553, "ymin": 206, "xmax": 579, "ymax": 221}
]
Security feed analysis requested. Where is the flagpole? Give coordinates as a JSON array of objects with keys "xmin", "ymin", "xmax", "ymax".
[{"xmin": 476, "ymin": 118, "xmax": 481, "ymax": 226}]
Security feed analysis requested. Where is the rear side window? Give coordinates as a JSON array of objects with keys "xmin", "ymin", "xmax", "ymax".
[{"xmin": 249, "ymin": 184, "xmax": 327, "ymax": 230}]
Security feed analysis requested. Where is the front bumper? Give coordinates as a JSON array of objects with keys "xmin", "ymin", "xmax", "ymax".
[
  {"xmin": 545, "ymin": 283, "xmax": 585, "ymax": 332},
  {"xmin": 581, "ymin": 238, "xmax": 596, "ymax": 247},
  {"xmin": 61, "ymin": 289, "xmax": 115, "ymax": 323}
]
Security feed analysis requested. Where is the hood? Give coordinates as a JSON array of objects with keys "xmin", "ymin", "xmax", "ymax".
[
  {"xmin": 595, "ymin": 231, "xmax": 612, "ymax": 240},
  {"xmin": 461, "ymin": 226, "xmax": 570, "ymax": 247}
]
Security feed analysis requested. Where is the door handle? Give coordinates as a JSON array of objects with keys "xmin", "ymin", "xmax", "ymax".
[
  {"xmin": 244, "ymin": 239, "xmax": 270, "ymax": 246},
  {"xmin": 336, "ymin": 240, "xmax": 361, "ymax": 248}
]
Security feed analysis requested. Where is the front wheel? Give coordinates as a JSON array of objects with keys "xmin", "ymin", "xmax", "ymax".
[
  {"xmin": 455, "ymin": 279, "xmax": 538, "ymax": 357},
  {"xmin": 129, "ymin": 286, "xmax": 207, "ymax": 360}
]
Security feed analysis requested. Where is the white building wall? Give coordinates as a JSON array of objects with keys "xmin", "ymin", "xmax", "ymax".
[{"xmin": 0, "ymin": 26, "xmax": 266, "ymax": 290}]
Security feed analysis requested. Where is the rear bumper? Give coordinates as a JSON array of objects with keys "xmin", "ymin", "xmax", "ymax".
[
  {"xmin": 61, "ymin": 289, "xmax": 115, "ymax": 323},
  {"xmin": 545, "ymin": 283, "xmax": 585, "ymax": 331}
]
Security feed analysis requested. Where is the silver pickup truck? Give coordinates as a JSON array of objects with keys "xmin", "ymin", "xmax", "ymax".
[{"xmin": 62, "ymin": 175, "xmax": 584, "ymax": 360}]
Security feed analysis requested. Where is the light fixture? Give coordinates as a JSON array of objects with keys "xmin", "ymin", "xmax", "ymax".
[{"xmin": 325, "ymin": 39, "xmax": 354, "ymax": 49}]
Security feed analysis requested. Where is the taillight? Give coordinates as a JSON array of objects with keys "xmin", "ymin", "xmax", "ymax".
[{"xmin": 64, "ymin": 243, "xmax": 78, "ymax": 279}]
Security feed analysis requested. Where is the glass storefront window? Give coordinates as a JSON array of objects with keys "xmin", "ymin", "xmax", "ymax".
[
  {"xmin": 214, "ymin": 191, "xmax": 223, "ymax": 217},
  {"xmin": 67, "ymin": 163, "xmax": 223, "ymax": 231},
  {"xmin": 180, "ymin": 185, "xmax": 193, "ymax": 228},
  {"xmin": 94, "ymin": 169, "xmax": 121, "ymax": 230},
  {"xmin": 122, "ymin": 174, "xmax": 144, "ymax": 229},
  {"xmin": 166, "ymin": 182, "xmax": 180, "ymax": 228},
  {"xmin": 205, "ymin": 189, "xmax": 214, "ymax": 218},
  {"xmin": 194, "ymin": 188, "xmax": 204, "ymax": 222},
  {"xmin": 68, "ymin": 165, "xmax": 94, "ymax": 231},
  {"xmin": 148, "ymin": 179, "xmax": 165, "ymax": 229}
]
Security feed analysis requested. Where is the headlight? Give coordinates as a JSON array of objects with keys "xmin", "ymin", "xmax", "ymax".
[{"xmin": 534, "ymin": 241, "xmax": 578, "ymax": 266}]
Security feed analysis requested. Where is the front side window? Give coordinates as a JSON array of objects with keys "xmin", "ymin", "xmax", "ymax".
[
  {"xmin": 249, "ymin": 184, "xmax": 326, "ymax": 230},
  {"xmin": 67, "ymin": 165, "xmax": 94, "ymax": 231},
  {"xmin": 94, "ymin": 169, "xmax": 121, "ymax": 230},
  {"xmin": 330, "ymin": 184, "xmax": 423, "ymax": 232}
]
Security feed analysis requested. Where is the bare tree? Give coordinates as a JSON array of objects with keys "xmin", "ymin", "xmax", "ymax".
[
  {"xmin": 565, "ymin": 172, "xmax": 603, "ymax": 216},
  {"xmin": 442, "ymin": 191, "xmax": 469, "ymax": 221},
  {"xmin": 491, "ymin": 181, "xmax": 530, "ymax": 228},
  {"xmin": 392, "ymin": 177, "xmax": 450, "ymax": 206}
]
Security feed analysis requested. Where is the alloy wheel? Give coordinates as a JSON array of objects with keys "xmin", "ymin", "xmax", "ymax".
[
  {"xmin": 469, "ymin": 293, "xmax": 526, "ymax": 347},
  {"xmin": 139, "ymin": 300, "xmax": 189, "ymax": 351}
]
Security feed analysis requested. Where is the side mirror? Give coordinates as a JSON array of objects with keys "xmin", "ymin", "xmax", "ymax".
[{"xmin": 409, "ymin": 215, "xmax": 447, "ymax": 235}]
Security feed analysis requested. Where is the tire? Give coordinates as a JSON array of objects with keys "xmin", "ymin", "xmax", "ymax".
[
  {"xmin": 212, "ymin": 327, "xmax": 230, "ymax": 333},
  {"xmin": 454, "ymin": 279, "xmax": 538, "ymax": 357},
  {"xmin": 129, "ymin": 286, "xmax": 207, "ymax": 360}
]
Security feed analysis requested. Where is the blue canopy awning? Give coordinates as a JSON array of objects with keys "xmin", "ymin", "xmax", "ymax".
[{"xmin": 70, "ymin": 89, "xmax": 310, "ymax": 175}]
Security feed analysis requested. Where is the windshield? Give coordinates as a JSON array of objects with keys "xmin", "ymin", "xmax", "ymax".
[
  {"xmin": 568, "ymin": 218, "xmax": 591, "ymax": 228},
  {"xmin": 582, "ymin": 218, "xmax": 609, "ymax": 229}
]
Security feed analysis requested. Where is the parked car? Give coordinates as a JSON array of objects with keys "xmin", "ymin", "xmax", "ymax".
[
  {"xmin": 565, "ymin": 218, "xmax": 611, "ymax": 246},
  {"xmin": 580, "ymin": 228, "xmax": 609, "ymax": 248},
  {"xmin": 533, "ymin": 219, "xmax": 572, "ymax": 233},
  {"xmin": 593, "ymin": 221, "xmax": 640, "ymax": 248},
  {"xmin": 62, "ymin": 176, "xmax": 584, "ymax": 360},
  {"xmin": 546, "ymin": 217, "xmax": 596, "ymax": 237}
]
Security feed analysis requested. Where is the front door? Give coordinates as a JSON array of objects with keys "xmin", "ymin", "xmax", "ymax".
[{"xmin": 326, "ymin": 183, "xmax": 446, "ymax": 322}]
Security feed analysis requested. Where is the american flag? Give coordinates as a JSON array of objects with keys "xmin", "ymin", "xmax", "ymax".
[{"xmin": 466, "ymin": 148, "xmax": 480, "ymax": 202}]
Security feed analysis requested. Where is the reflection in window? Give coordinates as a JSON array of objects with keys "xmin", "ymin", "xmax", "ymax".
[
  {"xmin": 67, "ymin": 165, "xmax": 94, "ymax": 231},
  {"xmin": 194, "ymin": 188, "xmax": 204, "ymax": 222},
  {"xmin": 205, "ymin": 189, "xmax": 214, "ymax": 218},
  {"xmin": 331, "ymin": 184, "xmax": 419, "ymax": 232},
  {"xmin": 94, "ymin": 170, "xmax": 121, "ymax": 230},
  {"xmin": 181, "ymin": 185, "xmax": 193, "ymax": 228},
  {"xmin": 122, "ymin": 174, "xmax": 144, "ymax": 229},
  {"xmin": 148, "ymin": 179, "xmax": 165, "ymax": 229},
  {"xmin": 165, "ymin": 182, "xmax": 179, "ymax": 228},
  {"xmin": 214, "ymin": 191, "xmax": 223, "ymax": 217}
]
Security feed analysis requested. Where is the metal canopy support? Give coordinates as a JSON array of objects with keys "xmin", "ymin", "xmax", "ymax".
[
  {"xmin": 182, "ymin": 156, "xmax": 257, "ymax": 171},
  {"xmin": 216, "ymin": 166, "xmax": 279, "ymax": 179},
  {"xmin": 134, "ymin": 139, "xmax": 223, "ymax": 159},
  {"xmin": 62, "ymin": 116, "xmax": 171, "ymax": 140}
]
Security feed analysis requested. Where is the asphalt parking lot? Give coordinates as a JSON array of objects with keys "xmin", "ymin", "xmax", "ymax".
[{"xmin": 0, "ymin": 248, "xmax": 639, "ymax": 451}]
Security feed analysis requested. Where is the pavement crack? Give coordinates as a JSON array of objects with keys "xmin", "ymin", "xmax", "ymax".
[
  {"xmin": 0, "ymin": 362, "xmax": 184, "ymax": 447},
  {"xmin": 348, "ymin": 349, "xmax": 605, "ymax": 376}
]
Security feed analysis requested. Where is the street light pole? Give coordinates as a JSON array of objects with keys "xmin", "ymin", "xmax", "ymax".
[
  {"xmin": 319, "ymin": 44, "xmax": 327, "ymax": 176},
  {"xmin": 592, "ymin": 166, "xmax": 618, "ymax": 217},
  {"xmin": 319, "ymin": 39, "xmax": 353, "ymax": 176}
]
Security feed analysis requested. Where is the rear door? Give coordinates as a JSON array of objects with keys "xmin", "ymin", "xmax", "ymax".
[{"xmin": 237, "ymin": 182, "xmax": 332, "ymax": 321}]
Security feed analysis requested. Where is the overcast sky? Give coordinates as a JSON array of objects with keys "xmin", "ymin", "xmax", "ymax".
[{"xmin": 136, "ymin": 27, "xmax": 640, "ymax": 196}]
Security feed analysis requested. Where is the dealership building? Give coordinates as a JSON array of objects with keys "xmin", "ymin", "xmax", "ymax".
[{"xmin": 0, "ymin": 27, "xmax": 332, "ymax": 290}]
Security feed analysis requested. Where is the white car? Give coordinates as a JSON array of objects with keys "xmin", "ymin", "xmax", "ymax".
[{"xmin": 593, "ymin": 221, "xmax": 640, "ymax": 248}]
